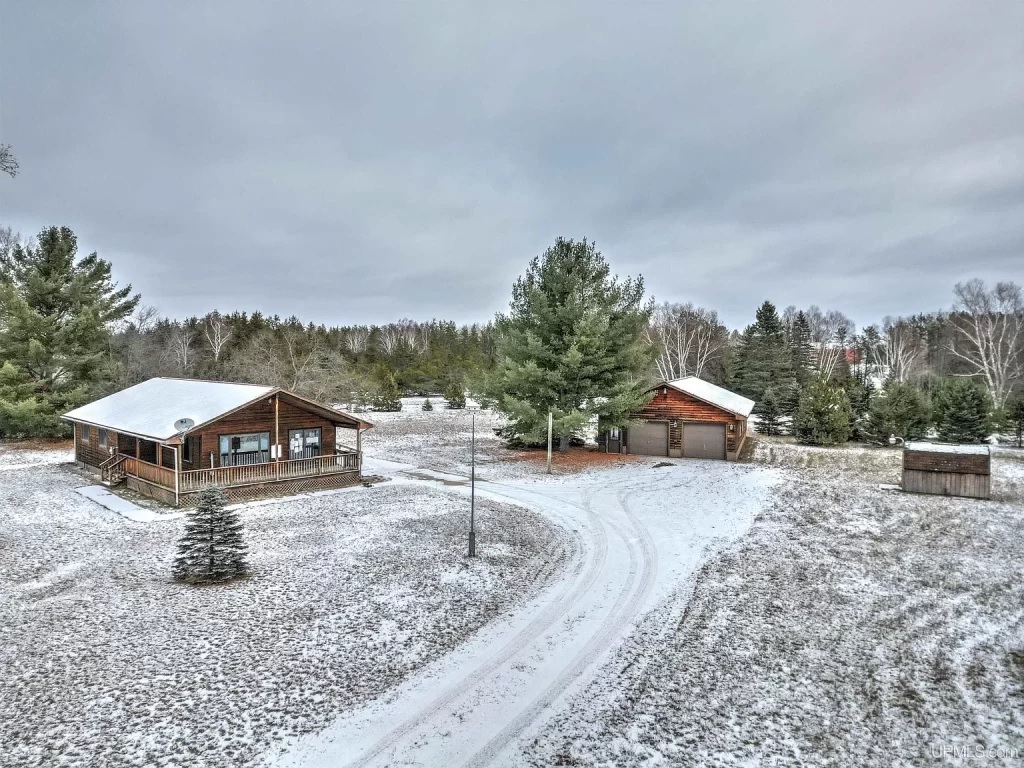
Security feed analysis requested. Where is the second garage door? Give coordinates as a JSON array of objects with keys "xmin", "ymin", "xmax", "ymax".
[
  {"xmin": 629, "ymin": 421, "xmax": 669, "ymax": 456},
  {"xmin": 683, "ymin": 422, "xmax": 727, "ymax": 460}
]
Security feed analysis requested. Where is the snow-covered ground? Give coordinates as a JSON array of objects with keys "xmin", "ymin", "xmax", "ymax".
[
  {"xmin": 265, "ymin": 402, "xmax": 782, "ymax": 766},
  {"xmin": 8, "ymin": 404, "xmax": 1017, "ymax": 768},
  {"xmin": 524, "ymin": 440, "xmax": 1024, "ymax": 767},
  {"xmin": 0, "ymin": 439, "xmax": 563, "ymax": 767}
]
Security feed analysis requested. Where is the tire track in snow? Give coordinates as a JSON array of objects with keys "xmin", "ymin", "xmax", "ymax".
[
  {"xmin": 341, "ymin": 482, "xmax": 609, "ymax": 768},
  {"xmin": 459, "ymin": 488, "xmax": 659, "ymax": 768}
]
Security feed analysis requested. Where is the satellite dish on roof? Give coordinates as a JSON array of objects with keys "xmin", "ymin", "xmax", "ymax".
[{"xmin": 174, "ymin": 417, "xmax": 195, "ymax": 433}]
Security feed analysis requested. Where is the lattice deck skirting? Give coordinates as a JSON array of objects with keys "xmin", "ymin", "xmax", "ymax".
[{"xmin": 177, "ymin": 471, "xmax": 362, "ymax": 507}]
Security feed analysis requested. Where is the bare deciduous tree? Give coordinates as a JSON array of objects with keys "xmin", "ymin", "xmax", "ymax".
[
  {"xmin": 803, "ymin": 305, "xmax": 855, "ymax": 379},
  {"xmin": 647, "ymin": 302, "xmax": 726, "ymax": 380},
  {"xmin": 875, "ymin": 316, "xmax": 924, "ymax": 383},
  {"xmin": 203, "ymin": 312, "xmax": 233, "ymax": 362},
  {"xmin": 167, "ymin": 326, "xmax": 197, "ymax": 374},
  {"xmin": 0, "ymin": 144, "xmax": 18, "ymax": 177},
  {"xmin": 948, "ymin": 279, "xmax": 1024, "ymax": 408}
]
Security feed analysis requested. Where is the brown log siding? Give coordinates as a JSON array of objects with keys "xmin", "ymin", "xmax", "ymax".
[
  {"xmin": 74, "ymin": 423, "xmax": 118, "ymax": 469},
  {"xmin": 903, "ymin": 449, "xmax": 990, "ymax": 476},
  {"xmin": 186, "ymin": 397, "xmax": 340, "ymax": 469},
  {"xmin": 632, "ymin": 387, "xmax": 745, "ymax": 456}
]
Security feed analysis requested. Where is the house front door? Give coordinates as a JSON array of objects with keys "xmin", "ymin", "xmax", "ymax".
[{"xmin": 289, "ymin": 428, "xmax": 322, "ymax": 460}]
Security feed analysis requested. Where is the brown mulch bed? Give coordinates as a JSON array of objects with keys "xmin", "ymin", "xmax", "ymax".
[{"xmin": 509, "ymin": 447, "xmax": 642, "ymax": 474}]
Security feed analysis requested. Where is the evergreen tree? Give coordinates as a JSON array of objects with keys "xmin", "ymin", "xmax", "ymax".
[
  {"xmin": 422, "ymin": 397, "xmax": 434, "ymax": 411},
  {"xmin": 790, "ymin": 310, "xmax": 813, "ymax": 386},
  {"xmin": 754, "ymin": 387, "xmax": 784, "ymax": 436},
  {"xmin": 735, "ymin": 301, "xmax": 798, "ymax": 417},
  {"xmin": 0, "ymin": 226, "xmax": 139, "ymax": 436},
  {"xmin": 865, "ymin": 381, "xmax": 930, "ymax": 443},
  {"xmin": 793, "ymin": 376, "xmax": 853, "ymax": 446},
  {"xmin": 371, "ymin": 366, "xmax": 402, "ymax": 411},
  {"xmin": 484, "ymin": 237, "xmax": 654, "ymax": 448},
  {"xmin": 172, "ymin": 486, "xmax": 249, "ymax": 584},
  {"xmin": 444, "ymin": 380, "xmax": 466, "ymax": 409},
  {"xmin": 1005, "ymin": 394, "xmax": 1024, "ymax": 448},
  {"xmin": 933, "ymin": 379, "xmax": 991, "ymax": 443}
]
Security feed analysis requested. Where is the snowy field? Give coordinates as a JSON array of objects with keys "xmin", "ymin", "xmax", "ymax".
[
  {"xmin": 6, "ymin": 406, "xmax": 1020, "ymax": 768},
  {"xmin": 0, "ymin": 439, "xmax": 563, "ymax": 767},
  {"xmin": 525, "ymin": 440, "xmax": 1024, "ymax": 767},
  {"xmin": 269, "ymin": 402, "xmax": 782, "ymax": 766}
]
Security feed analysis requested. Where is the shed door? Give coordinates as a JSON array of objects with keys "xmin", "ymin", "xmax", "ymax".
[
  {"xmin": 683, "ymin": 422, "xmax": 727, "ymax": 460},
  {"xmin": 629, "ymin": 421, "xmax": 669, "ymax": 457}
]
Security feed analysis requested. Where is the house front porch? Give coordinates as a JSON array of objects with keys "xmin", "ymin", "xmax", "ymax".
[{"xmin": 101, "ymin": 450, "xmax": 363, "ymax": 507}]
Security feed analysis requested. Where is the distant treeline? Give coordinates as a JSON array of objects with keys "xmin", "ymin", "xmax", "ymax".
[{"xmin": 2, "ymin": 225, "xmax": 1022, "ymax": 444}]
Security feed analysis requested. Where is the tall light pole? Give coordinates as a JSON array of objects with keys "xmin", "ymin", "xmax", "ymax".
[{"xmin": 468, "ymin": 407, "xmax": 477, "ymax": 558}]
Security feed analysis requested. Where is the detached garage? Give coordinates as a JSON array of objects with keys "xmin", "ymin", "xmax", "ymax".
[{"xmin": 600, "ymin": 377, "xmax": 755, "ymax": 461}]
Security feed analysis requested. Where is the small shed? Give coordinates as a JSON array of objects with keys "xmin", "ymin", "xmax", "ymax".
[{"xmin": 902, "ymin": 442, "xmax": 991, "ymax": 500}]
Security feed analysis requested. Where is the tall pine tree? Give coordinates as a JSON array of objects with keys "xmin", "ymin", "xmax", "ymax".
[
  {"xmin": 173, "ymin": 486, "xmax": 249, "ymax": 584},
  {"xmin": 735, "ymin": 301, "xmax": 798, "ymax": 415},
  {"xmin": 790, "ymin": 310, "xmax": 813, "ymax": 386},
  {"xmin": 0, "ymin": 226, "xmax": 138, "ymax": 436},
  {"xmin": 484, "ymin": 237, "xmax": 654, "ymax": 448}
]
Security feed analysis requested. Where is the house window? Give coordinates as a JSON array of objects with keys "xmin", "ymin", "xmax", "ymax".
[
  {"xmin": 289, "ymin": 428, "xmax": 322, "ymax": 460},
  {"xmin": 608, "ymin": 427, "xmax": 621, "ymax": 440},
  {"xmin": 219, "ymin": 432, "xmax": 270, "ymax": 467},
  {"xmin": 182, "ymin": 435, "xmax": 198, "ymax": 464},
  {"xmin": 99, "ymin": 429, "xmax": 108, "ymax": 448},
  {"xmin": 80, "ymin": 425, "xmax": 91, "ymax": 443}
]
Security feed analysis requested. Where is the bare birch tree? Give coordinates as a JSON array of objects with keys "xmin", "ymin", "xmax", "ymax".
[
  {"xmin": 948, "ymin": 279, "xmax": 1024, "ymax": 408},
  {"xmin": 647, "ymin": 302, "xmax": 726, "ymax": 380},
  {"xmin": 203, "ymin": 312, "xmax": 233, "ymax": 362},
  {"xmin": 875, "ymin": 316, "xmax": 924, "ymax": 383},
  {"xmin": 167, "ymin": 325, "xmax": 197, "ymax": 374}
]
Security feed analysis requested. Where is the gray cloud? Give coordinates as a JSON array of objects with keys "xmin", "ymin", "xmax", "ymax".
[{"xmin": 2, "ymin": 0, "xmax": 1022, "ymax": 331}]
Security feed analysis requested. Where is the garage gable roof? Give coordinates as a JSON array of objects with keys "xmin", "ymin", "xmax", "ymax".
[{"xmin": 662, "ymin": 377, "xmax": 755, "ymax": 418}]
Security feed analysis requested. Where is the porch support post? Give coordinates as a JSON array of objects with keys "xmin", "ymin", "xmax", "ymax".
[
  {"xmin": 275, "ymin": 393, "xmax": 281, "ymax": 480},
  {"xmin": 173, "ymin": 444, "xmax": 179, "ymax": 507},
  {"xmin": 356, "ymin": 426, "xmax": 362, "ymax": 475}
]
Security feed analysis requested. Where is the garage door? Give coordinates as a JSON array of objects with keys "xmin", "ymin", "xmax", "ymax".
[
  {"xmin": 629, "ymin": 421, "xmax": 669, "ymax": 456},
  {"xmin": 683, "ymin": 422, "xmax": 727, "ymax": 460}
]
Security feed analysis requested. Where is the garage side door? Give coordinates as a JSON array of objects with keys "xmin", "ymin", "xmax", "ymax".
[
  {"xmin": 629, "ymin": 421, "xmax": 669, "ymax": 456},
  {"xmin": 683, "ymin": 422, "xmax": 726, "ymax": 460}
]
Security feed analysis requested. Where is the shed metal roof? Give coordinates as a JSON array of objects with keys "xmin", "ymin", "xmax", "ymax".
[
  {"xmin": 663, "ymin": 377, "xmax": 756, "ymax": 418},
  {"xmin": 905, "ymin": 442, "xmax": 990, "ymax": 455},
  {"xmin": 63, "ymin": 378, "xmax": 371, "ymax": 441}
]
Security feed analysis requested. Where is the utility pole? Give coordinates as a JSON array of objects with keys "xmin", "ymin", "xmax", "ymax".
[
  {"xmin": 546, "ymin": 410, "xmax": 553, "ymax": 474},
  {"xmin": 469, "ymin": 408, "xmax": 477, "ymax": 557}
]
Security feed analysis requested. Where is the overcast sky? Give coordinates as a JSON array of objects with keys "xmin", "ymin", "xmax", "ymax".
[{"xmin": 2, "ymin": 1, "xmax": 1022, "ymax": 331}]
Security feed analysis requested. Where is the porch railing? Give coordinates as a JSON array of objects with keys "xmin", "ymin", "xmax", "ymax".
[
  {"xmin": 179, "ymin": 452, "xmax": 359, "ymax": 493},
  {"xmin": 122, "ymin": 456, "xmax": 176, "ymax": 490}
]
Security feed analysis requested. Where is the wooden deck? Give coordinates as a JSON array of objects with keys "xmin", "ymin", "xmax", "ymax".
[{"xmin": 103, "ymin": 451, "xmax": 361, "ymax": 505}]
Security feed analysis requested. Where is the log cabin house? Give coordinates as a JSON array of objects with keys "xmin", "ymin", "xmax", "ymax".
[
  {"xmin": 63, "ymin": 378, "xmax": 373, "ymax": 506},
  {"xmin": 599, "ymin": 377, "xmax": 754, "ymax": 461}
]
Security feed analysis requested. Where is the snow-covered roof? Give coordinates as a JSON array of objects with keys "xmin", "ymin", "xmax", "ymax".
[
  {"xmin": 63, "ymin": 378, "xmax": 275, "ymax": 441},
  {"xmin": 905, "ymin": 442, "xmax": 990, "ymax": 455},
  {"xmin": 663, "ymin": 377, "xmax": 755, "ymax": 418}
]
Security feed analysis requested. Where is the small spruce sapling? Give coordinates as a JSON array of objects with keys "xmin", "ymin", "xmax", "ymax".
[
  {"xmin": 1006, "ymin": 394, "xmax": 1024, "ymax": 448},
  {"xmin": 444, "ymin": 380, "xmax": 466, "ymax": 409},
  {"xmin": 172, "ymin": 486, "xmax": 249, "ymax": 584},
  {"xmin": 793, "ymin": 376, "xmax": 853, "ymax": 446},
  {"xmin": 754, "ymin": 388, "xmax": 784, "ymax": 436},
  {"xmin": 422, "ymin": 398, "xmax": 434, "ymax": 411},
  {"xmin": 933, "ymin": 379, "xmax": 991, "ymax": 443}
]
